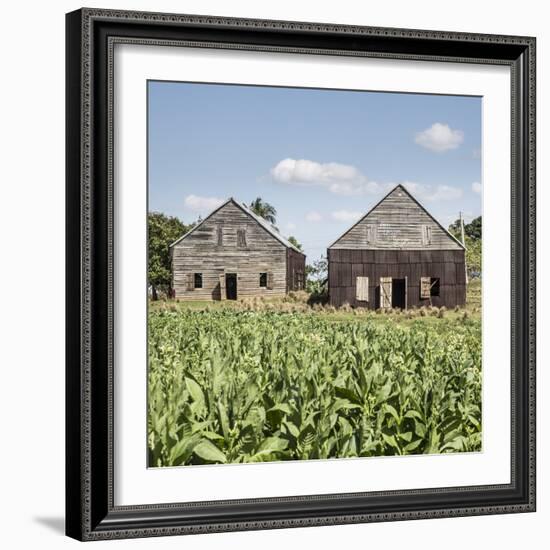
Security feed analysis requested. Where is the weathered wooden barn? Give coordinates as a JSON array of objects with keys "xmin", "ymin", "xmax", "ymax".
[
  {"xmin": 170, "ymin": 198, "xmax": 306, "ymax": 300},
  {"xmin": 328, "ymin": 184, "xmax": 466, "ymax": 309}
]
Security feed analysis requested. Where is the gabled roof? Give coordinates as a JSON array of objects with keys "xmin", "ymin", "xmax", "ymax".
[
  {"xmin": 328, "ymin": 184, "xmax": 466, "ymax": 250},
  {"xmin": 169, "ymin": 197, "xmax": 305, "ymax": 254}
]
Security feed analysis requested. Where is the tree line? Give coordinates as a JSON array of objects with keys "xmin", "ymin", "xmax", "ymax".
[{"xmin": 448, "ymin": 216, "xmax": 482, "ymax": 277}]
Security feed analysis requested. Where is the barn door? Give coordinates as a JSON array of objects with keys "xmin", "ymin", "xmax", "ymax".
[
  {"xmin": 380, "ymin": 277, "xmax": 392, "ymax": 308},
  {"xmin": 219, "ymin": 273, "xmax": 226, "ymax": 300},
  {"xmin": 356, "ymin": 276, "xmax": 369, "ymax": 302},
  {"xmin": 186, "ymin": 273, "xmax": 194, "ymax": 292},
  {"xmin": 420, "ymin": 277, "xmax": 431, "ymax": 299},
  {"xmin": 404, "ymin": 276, "xmax": 408, "ymax": 310},
  {"xmin": 225, "ymin": 274, "xmax": 237, "ymax": 300}
]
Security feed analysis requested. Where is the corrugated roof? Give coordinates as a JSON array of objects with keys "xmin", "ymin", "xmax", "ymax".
[{"xmin": 169, "ymin": 198, "xmax": 305, "ymax": 254}]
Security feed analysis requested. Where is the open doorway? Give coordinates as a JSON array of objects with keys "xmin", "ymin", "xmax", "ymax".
[
  {"xmin": 391, "ymin": 278, "xmax": 407, "ymax": 309},
  {"xmin": 225, "ymin": 273, "xmax": 237, "ymax": 300}
]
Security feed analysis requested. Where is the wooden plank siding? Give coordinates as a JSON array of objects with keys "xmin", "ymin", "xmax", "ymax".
[
  {"xmin": 286, "ymin": 248, "xmax": 307, "ymax": 292},
  {"xmin": 172, "ymin": 200, "xmax": 305, "ymax": 300},
  {"xmin": 328, "ymin": 249, "xmax": 466, "ymax": 309},
  {"xmin": 330, "ymin": 185, "xmax": 463, "ymax": 251},
  {"xmin": 327, "ymin": 184, "xmax": 466, "ymax": 309}
]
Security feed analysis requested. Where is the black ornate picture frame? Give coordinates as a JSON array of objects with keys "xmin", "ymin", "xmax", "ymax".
[{"xmin": 66, "ymin": 8, "xmax": 536, "ymax": 541}]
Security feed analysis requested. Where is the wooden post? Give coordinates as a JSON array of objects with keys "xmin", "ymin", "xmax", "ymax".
[{"xmin": 219, "ymin": 273, "xmax": 226, "ymax": 300}]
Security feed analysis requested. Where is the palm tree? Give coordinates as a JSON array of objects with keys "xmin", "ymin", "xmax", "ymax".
[{"xmin": 249, "ymin": 197, "xmax": 277, "ymax": 225}]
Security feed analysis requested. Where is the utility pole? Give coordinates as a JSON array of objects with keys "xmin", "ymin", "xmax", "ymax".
[{"xmin": 460, "ymin": 211, "xmax": 468, "ymax": 285}]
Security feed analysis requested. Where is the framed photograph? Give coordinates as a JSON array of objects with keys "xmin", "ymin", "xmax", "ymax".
[{"xmin": 66, "ymin": 8, "xmax": 536, "ymax": 541}]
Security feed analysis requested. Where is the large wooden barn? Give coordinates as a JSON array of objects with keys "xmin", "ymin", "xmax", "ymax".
[
  {"xmin": 328, "ymin": 184, "xmax": 466, "ymax": 309},
  {"xmin": 170, "ymin": 198, "xmax": 306, "ymax": 300}
]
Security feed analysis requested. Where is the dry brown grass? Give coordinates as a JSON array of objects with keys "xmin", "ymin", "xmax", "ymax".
[{"xmin": 153, "ymin": 287, "xmax": 482, "ymax": 325}]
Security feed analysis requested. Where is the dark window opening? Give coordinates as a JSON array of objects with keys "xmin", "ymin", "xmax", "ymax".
[
  {"xmin": 194, "ymin": 273, "xmax": 203, "ymax": 289},
  {"xmin": 391, "ymin": 278, "xmax": 407, "ymax": 309},
  {"xmin": 260, "ymin": 272, "xmax": 267, "ymax": 287},
  {"xmin": 430, "ymin": 277, "xmax": 440, "ymax": 297},
  {"xmin": 226, "ymin": 273, "xmax": 237, "ymax": 300}
]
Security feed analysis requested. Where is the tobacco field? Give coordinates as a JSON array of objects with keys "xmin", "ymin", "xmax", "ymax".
[{"xmin": 148, "ymin": 309, "xmax": 482, "ymax": 466}]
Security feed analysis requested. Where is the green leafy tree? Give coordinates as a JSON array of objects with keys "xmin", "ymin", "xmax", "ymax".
[
  {"xmin": 463, "ymin": 236, "xmax": 482, "ymax": 275},
  {"xmin": 249, "ymin": 197, "xmax": 277, "ymax": 225},
  {"xmin": 448, "ymin": 216, "xmax": 482, "ymax": 276},
  {"xmin": 306, "ymin": 256, "xmax": 328, "ymax": 280},
  {"xmin": 148, "ymin": 212, "xmax": 191, "ymax": 300},
  {"xmin": 306, "ymin": 256, "xmax": 328, "ymax": 297},
  {"xmin": 287, "ymin": 236, "xmax": 302, "ymax": 251},
  {"xmin": 449, "ymin": 216, "xmax": 482, "ymax": 241},
  {"xmin": 465, "ymin": 216, "xmax": 482, "ymax": 240},
  {"xmin": 448, "ymin": 219, "xmax": 462, "ymax": 239}
]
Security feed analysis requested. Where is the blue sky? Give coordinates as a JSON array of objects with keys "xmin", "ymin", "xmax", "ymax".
[{"xmin": 148, "ymin": 81, "xmax": 481, "ymax": 262}]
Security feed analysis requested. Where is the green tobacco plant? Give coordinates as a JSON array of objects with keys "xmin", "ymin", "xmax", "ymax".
[{"xmin": 148, "ymin": 310, "xmax": 481, "ymax": 466}]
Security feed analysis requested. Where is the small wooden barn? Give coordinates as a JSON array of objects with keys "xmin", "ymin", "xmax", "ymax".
[
  {"xmin": 328, "ymin": 184, "xmax": 466, "ymax": 309},
  {"xmin": 170, "ymin": 198, "xmax": 306, "ymax": 300}
]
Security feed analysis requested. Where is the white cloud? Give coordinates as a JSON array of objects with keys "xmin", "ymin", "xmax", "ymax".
[
  {"xmin": 401, "ymin": 181, "xmax": 462, "ymax": 202},
  {"xmin": 428, "ymin": 185, "xmax": 463, "ymax": 202},
  {"xmin": 285, "ymin": 222, "xmax": 297, "ymax": 230},
  {"xmin": 331, "ymin": 210, "xmax": 363, "ymax": 223},
  {"xmin": 305, "ymin": 211, "xmax": 323, "ymax": 222},
  {"xmin": 414, "ymin": 123, "xmax": 464, "ymax": 152},
  {"xmin": 269, "ymin": 159, "xmax": 463, "ymax": 203},
  {"xmin": 472, "ymin": 181, "xmax": 482, "ymax": 194},
  {"xmin": 184, "ymin": 194, "xmax": 224, "ymax": 213},
  {"xmin": 271, "ymin": 158, "xmax": 380, "ymax": 196}
]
